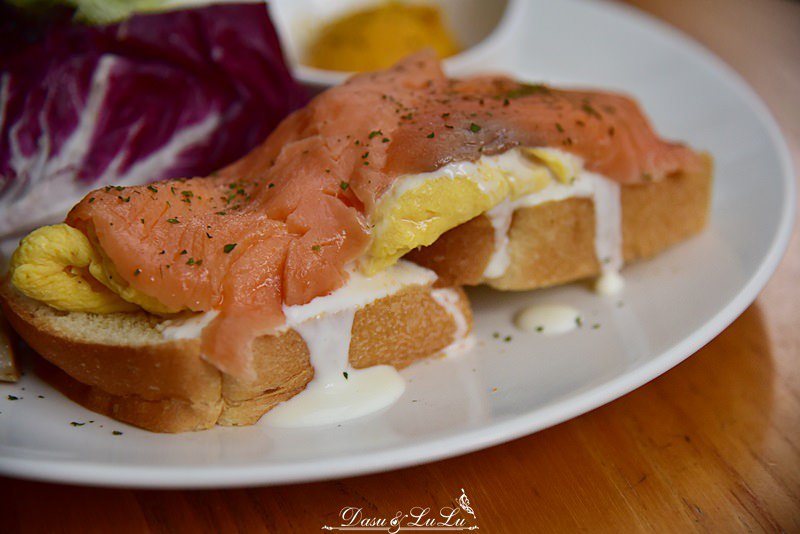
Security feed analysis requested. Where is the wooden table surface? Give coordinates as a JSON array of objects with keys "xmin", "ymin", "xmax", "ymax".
[{"xmin": 3, "ymin": 1, "xmax": 799, "ymax": 532}]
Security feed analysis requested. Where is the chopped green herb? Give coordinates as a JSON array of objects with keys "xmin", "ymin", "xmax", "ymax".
[
  {"xmin": 592, "ymin": 323, "xmax": 601, "ymax": 330},
  {"xmin": 147, "ymin": 185, "xmax": 158, "ymax": 193},
  {"xmin": 575, "ymin": 316, "xmax": 583, "ymax": 327},
  {"xmin": 382, "ymin": 137, "xmax": 390, "ymax": 143},
  {"xmin": 492, "ymin": 332, "xmax": 500, "ymax": 339},
  {"xmin": 343, "ymin": 371, "xmax": 349, "ymax": 380},
  {"xmin": 7, "ymin": 395, "xmax": 18, "ymax": 401},
  {"xmin": 556, "ymin": 123, "xmax": 565, "ymax": 133},
  {"xmin": 70, "ymin": 422, "xmax": 85, "ymax": 427},
  {"xmin": 340, "ymin": 181, "xmax": 349, "ymax": 191},
  {"xmin": 223, "ymin": 243, "xmax": 237, "ymax": 253},
  {"xmin": 89, "ymin": 197, "xmax": 95, "ymax": 203},
  {"xmin": 268, "ymin": 183, "xmax": 275, "ymax": 188},
  {"xmin": 186, "ymin": 257, "xmax": 202, "ymax": 266},
  {"xmin": 215, "ymin": 211, "xmax": 227, "ymax": 216},
  {"xmin": 361, "ymin": 151, "xmax": 369, "ymax": 159},
  {"xmin": 503, "ymin": 335, "xmax": 512, "ymax": 342},
  {"xmin": 166, "ymin": 218, "xmax": 179, "ymax": 224},
  {"xmin": 134, "ymin": 268, "xmax": 141, "ymax": 276},
  {"xmin": 180, "ymin": 249, "xmax": 187, "ymax": 255},
  {"xmin": 311, "ymin": 245, "xmax": 321, "ymax": 252},
  {"xmin": 426, "ymin": 132, "xmax": 435, "ymax": 138},
  {"xmin": 582, "ymin": 102, "xmax": 601, "ymax": 118},
  {"xmin": 368, "ymin": 130, "xmax": 383, "ymax": 139},
  {"xmin": 535, "ymin": 326, "xmax": 544, "ymax": 333},
  {"xmin": 112, "ymin": 430, "xmax": 123, "ymax": 436},
  {"xmin": 117, "ymin": 196, "xmax": 130, "ymax": 203},
  {"xmin": 469, "ymin": 123, "xmax": 481, "ymax": 133}
]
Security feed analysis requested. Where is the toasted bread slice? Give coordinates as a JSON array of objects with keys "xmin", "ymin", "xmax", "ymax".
[
  {"xmin": 1, "ymin": 282, "xmax": 471, "ymax": 433},
  {"xmin": 407, "ymin": 155, "xmax": 713, "ymax": 288}
]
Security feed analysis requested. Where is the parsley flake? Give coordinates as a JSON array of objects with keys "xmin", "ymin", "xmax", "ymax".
[
  {"xmin": 469, "ymin": 123, "xmax": 481, "ymax": 133},
  {"xmin": 223, "ymin": 243, "xmax": 237, "ymax": 253},
  {"xmin": 582, "ymin": 102, "xmax": 601, "ymax": 118}
]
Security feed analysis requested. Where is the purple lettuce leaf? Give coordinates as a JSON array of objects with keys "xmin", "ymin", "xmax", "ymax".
[{"xmin": 0, "ymin": 3, "xmax": 307, "ymax": 238}]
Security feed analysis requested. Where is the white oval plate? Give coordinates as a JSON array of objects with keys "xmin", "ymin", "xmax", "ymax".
[{"xmin": 0, "ymin": 0, "xmax": 794, "ymax": 488}]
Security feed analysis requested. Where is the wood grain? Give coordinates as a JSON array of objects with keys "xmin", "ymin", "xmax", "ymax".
[{"xmin": 2, "ymin": 0, "xmax": 799, "ymax": 531}]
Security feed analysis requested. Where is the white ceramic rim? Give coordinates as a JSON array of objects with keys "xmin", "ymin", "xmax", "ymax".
[{"xmin": 0, "ymin": 1, "xmax": 795, "ymax": 488}]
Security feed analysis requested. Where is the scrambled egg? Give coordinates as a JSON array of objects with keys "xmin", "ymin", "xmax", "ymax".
[
  {"xmin": 306, "ymin": 3, "xmax": 460, "ymax": 72},
  {"xmin": 363, "ymin": 147, "xmax": 581, "ymax": 274},
  {"xmin": 9, "ymin": 225, "xmax": 137, "ymax": 313},
  {"xmin": 9, "ymin": 148, "xmax": 581, "ymax": 314},
  {"xmin": 9, "ymin": 224, "xmax": 176, "ymax": 315}
]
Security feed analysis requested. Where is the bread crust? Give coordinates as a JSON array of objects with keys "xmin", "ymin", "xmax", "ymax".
[
  {"xmin": 1, "ymin": 283, "xmax": 471, "ymax": 432},
  {"xmin": 407, "ymin": 154, "xmax": 713, "ymax": 289}
]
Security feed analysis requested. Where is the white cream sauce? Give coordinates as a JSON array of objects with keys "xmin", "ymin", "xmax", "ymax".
[
  {"xmin": 515, "ymin": 304, "xmax": 581, "ymax": 335},
  {"xmin": 263, "ymin": 260, "xmax": 438, "ymax": 427},
  {"xmin": 263, "ymin": 308, "xmax": 405, "ymax": 428},
  {"xmin": 158, "ymin": 310, "xmax": 219, "ymax": 340},
  {"xmin": 430, "ymin": 287, "xmax": 475, "ymax": 357},
  {"xmin": 282, "ymin": 260, "xmax": 436, "ymax": 325}
]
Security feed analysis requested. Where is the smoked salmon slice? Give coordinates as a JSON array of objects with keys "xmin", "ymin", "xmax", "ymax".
[{"xmin": 66, "ymin": 50, "xmax": 702, "ymax": 379}]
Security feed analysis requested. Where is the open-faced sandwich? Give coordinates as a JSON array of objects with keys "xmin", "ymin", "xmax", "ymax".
[{"xmin": 1, "ymin": 51, "xmax": 712, "ymax": 432}]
